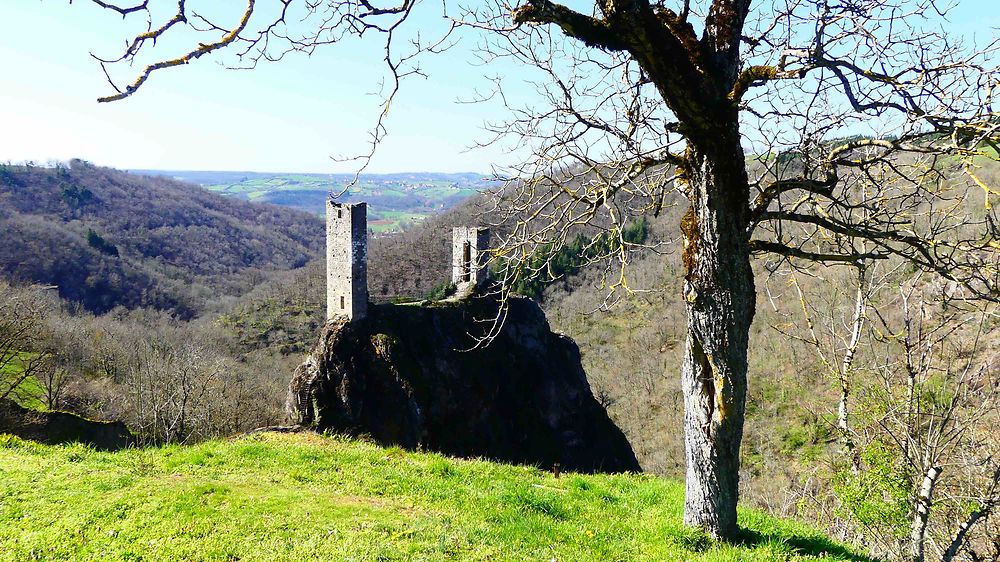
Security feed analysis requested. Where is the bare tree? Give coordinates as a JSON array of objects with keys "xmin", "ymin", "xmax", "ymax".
[
  {"xmin": 107, "ymin": 322, "xmax": 224, "ymax": 444},
  {"xmin": 0, "ymin": 281, "xmax": 52, "ymax": 406},
  {"xmin": 36, "ymin": 318, "xmax": 97, "ymax": 411},
  {"xmin": 80, "ymin": 314, "xmax": 287, "ymax": 445},
  {"xmin": 59, "ymin": 0, "xmax": 1000, "ymax": 540},
  {"xmin": 35, "ymin": 362, "xmax": 69, "ymax": 411},
  {"xmin": 858, "ymin": 283, "xmax": 997, "ymax": 562},
  {"xmin": 790, "ymin": 267, "xmax": 1000, "ymax": 562}
]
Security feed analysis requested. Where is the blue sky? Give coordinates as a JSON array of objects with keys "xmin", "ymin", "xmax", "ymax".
[{"xmin": 0, "ymin": 1, "xmax": 996, "ymax": 174}]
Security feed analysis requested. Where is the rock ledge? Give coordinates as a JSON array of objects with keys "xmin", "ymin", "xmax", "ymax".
[{"xmin": 288, "ymin": 294, "xmax": 639, "ymax": 473}]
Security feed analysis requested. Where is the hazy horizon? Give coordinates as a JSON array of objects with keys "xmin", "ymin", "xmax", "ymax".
[{"xmin": 1, "ymin": 159, "xmax": 492, "ymax": 177}]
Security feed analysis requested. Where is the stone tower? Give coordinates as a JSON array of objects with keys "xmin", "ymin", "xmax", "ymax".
[
  {"xmin": 452, "ymin": 227, "xmax": 490, "ymax": 290},
  {"xmin": 327, "ymin": 201, "xmax": 368, "ymax": 321}
]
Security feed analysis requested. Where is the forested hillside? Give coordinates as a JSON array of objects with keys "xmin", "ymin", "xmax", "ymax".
[{"xmin": 0, "ymin": 160, "xmax": 323, "ymax": 317}]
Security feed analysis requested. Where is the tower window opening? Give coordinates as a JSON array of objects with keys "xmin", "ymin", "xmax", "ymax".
[
  {"xmin": 340, "ymin": 296, "xmax": 345, "ymax": 309},
  {"xmin": 461, "ymin": 241, "xmax": 472, "ymax": 283}
]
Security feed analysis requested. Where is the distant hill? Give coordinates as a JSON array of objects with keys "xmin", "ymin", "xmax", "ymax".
[
  {"xmin": 0, "ymin": 160, "xmax": 323, "ymax": 318},
  {"xmin": 132, "ymin": 169, "xmax": 494, "ymax": 232}
]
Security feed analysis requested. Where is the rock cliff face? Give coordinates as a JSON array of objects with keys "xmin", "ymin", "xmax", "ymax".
[{"xmin": 288, "ymin": 294, "xmax": 640, "ymax": 473}]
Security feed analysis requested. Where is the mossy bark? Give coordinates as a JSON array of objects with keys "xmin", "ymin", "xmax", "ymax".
[{"xmin": 679, "ymin": 127, "xmax": 755, "ymax": 540}]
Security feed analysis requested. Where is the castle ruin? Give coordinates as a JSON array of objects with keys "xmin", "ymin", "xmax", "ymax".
[
  {"xmin": 452, "ymin": 227, "xmax": 490, "ymax": 290},
  {"xmin": 326, "ymin": 200, "xmax": 368, "ymax": 321},
  {"xmin": 326, "ymin": 201, "xmax": 490, "ymax": 321},
  {"xmin": 304, "ymin": 203, "xmax": 641, "ymax": 474}
]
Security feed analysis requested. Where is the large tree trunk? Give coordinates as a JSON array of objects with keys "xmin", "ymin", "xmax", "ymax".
[
  {"xmin": 679, "ymin": 129, "xmax": 755, "ymax": 540},
  {"xmin": 513, "ymin": 0, "xmax": 755, "ymax": 540}
]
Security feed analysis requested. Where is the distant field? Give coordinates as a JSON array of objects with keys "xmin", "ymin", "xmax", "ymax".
[{"xmin": 134, "ymin": 170, "xmax": 493, "ymax": 233}]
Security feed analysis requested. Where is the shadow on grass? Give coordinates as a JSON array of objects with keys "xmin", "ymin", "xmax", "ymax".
[
  {"xmin": 0, "ymin": 398, "xmax": 134, "ymax": 451},
  {"xmin": 736, "ymin": 527, "xmax": 877, "ymax": 562}
]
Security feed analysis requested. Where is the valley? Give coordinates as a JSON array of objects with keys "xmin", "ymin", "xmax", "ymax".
[
  {"xmin": 2, "ymin": 159, "xmax": 998, "ymax": 560},
  {"xmin": 134, "ymin": 170, "xmax": 494, "ymax": 233}
]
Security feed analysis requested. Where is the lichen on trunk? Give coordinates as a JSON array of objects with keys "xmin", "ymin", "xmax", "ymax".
[{"xmin": 678, "ymin": 135, "xmax": 755, "ymax": 539}]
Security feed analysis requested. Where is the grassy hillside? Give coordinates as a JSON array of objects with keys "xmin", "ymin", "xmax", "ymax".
[
  {"xmin": 0, "ymin": 431, "xmax": 868, "ymax": 562},
  {"xmin": 0, "ymin": 353, "xmax": 45, "ymax": 411},
  {"xmin": 135, "ymin": 170, "xmax": 493, "ymax": 233},
  {"xmin": 0, "ymin": 161, "xmax": 323, "ymax": 317}
]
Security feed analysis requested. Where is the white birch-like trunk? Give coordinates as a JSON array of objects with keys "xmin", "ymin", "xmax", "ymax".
[{"xmin": 910, "ymin": 465, "xmax": 941, "ymax": 562}]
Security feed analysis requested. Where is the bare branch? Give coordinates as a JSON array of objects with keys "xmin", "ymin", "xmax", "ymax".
[{"xmin": 97, "ymin": 0, "xmax": 254, "ymax": 103}]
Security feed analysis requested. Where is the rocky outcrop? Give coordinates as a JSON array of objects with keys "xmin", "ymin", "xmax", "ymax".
[
  {"xmin": 288, "ymin": 294, "xmax": 640, "ymax": 473},
  {"xmin": 0, "ymin": 399, "xmax": 134, "ymax": 450}
]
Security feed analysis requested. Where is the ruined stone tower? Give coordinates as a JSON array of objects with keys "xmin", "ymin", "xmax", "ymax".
[
  {"xmin": 327, "ymin": 201, "xmax": 368, "ymax": 321},
  {"xmin": 452, "ymin": 227, "xmax": 490, "ymax": 290}
]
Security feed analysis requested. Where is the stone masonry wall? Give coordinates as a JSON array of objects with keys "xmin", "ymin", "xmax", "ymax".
[
  {"xmin": 327, "ymin": 201, "xmax": 368, "ymax": 320},
  {"xmin": 451, "ymin": 227, "xmax": 490, "ymax": 289}
]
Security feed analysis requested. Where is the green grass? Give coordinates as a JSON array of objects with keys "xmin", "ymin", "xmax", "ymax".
[
  {"xmin": 0, "ymin": 432, "xmax": 870, "ymax": 562},
  {"xmin": 420, "ymin": 187, "xmax": 479, "ymax": 199},
  {"xmin": 370, "ymin": 210, "xmax": 429, "ymax": 233},
  {"xmin": 1, "ymin": 352, "xmax": 45, "ymax": 410}
]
